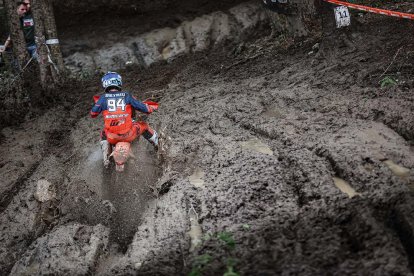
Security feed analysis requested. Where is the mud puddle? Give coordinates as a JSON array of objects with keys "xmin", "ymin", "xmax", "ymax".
[
  {"xmin": 240, "ymin": 139, "xmax": 273, "ymax": 156},
  {"xmin": 189, "ymin": 167, "xmax": 205, "ymax": 188},
  {"xmin": 188, "ymin": 206, "xmax": 202, "ymax": 251},
  {"xmin": 383, "ymin": 160, "xmax": 411, "ymax": 178},
  {"xmin": 332, "ymin": 177, "xmax": 360, "ymax": 198}
]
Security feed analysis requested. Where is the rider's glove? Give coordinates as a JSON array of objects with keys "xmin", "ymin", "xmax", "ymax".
[{"xmin": 145, "ymin": 103, "xmax": 158, "ymax": 114}]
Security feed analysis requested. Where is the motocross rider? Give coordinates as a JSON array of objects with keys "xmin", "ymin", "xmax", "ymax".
[{"xmin": 90, "ymin": 72, "xmax": 159, "ymax": 168}]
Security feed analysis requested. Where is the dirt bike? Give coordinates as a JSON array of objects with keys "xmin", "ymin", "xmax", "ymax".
[{"xmin": 93, "ymin": 95, "xmax": 159, "ymax": 172}]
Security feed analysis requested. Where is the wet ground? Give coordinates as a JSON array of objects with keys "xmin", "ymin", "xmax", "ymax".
[{"xmin": 1, "ymin": 3, "xmax": 414, "ymax": 275}]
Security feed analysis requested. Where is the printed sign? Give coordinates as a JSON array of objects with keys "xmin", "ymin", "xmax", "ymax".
[
  {"xmin": 334, "ymin": 6, "xmax": 351, "ymax": 28},
  {"xmin": 46, "ymin": 39, "xmax": 59, "ymax": 45}
]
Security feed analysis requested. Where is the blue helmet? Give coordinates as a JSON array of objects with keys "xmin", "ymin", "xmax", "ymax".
[{"xmin": 101, "ymin": 71, "xmax": 122, "ymax": 91}]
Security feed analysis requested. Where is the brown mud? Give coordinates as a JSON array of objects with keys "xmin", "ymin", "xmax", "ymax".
[
  {"xmin": 1, "ymin": 2, "xmax": 414, "ymax": 275},
  {"xmin": 55, "ymin": 0, "xmax": 248, "ymax": 56}
]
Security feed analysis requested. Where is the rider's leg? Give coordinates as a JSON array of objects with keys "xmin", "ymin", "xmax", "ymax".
[
  {"xmin": 136, "ymin": 122, "xmax": 159, "ymax": 150},
  {"xmin": 100, "ymin": 130, "xmax": 112, "ymax": 168}
]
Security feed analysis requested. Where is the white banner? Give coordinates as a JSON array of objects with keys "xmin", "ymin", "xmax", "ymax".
[{"xmin": 46, "ymin": 39, "xmax": 59, "ymax": 45}]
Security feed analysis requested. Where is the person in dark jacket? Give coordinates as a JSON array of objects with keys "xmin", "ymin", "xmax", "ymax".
[{"xmin": 0, "ymin": 1, "xmax": 37, "ymax": 60}]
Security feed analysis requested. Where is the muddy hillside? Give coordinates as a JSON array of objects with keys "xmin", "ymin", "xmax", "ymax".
[{"xmin": 1, "ymin": 0, "xmax": 414, "ymax": 275}]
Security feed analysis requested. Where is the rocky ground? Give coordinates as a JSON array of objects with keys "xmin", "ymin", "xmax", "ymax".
[{"xmin": 1, "ymin": 1, "xmax": 414, "ymax": 275}]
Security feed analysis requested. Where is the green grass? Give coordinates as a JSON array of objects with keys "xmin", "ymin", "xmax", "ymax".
[
  {"xmin": 217, "ymin": 232, "xmax": 236, "ymax": 250},
  {"xmin": 189, "ymin": 254, "xmax": 213, "ymax": 276},
  {"xmin": 379, "ymin": 76, "xmax": 397, "ymax": 88},
  {"xmin": 189, "ymin": 230, "xmax": 243, "ymax": 276}
]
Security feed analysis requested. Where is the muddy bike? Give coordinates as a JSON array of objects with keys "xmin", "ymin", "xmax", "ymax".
[{"xmin": 93, "ymin": 95, "xmax": 159, "ymax": 172}]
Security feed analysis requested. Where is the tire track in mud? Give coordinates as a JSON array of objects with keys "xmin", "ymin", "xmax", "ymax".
[
  {"xmin": 0, "ymin": 161, "xmax": 41, "ymax": 213},
  {"xmin": 0, "ymin": 116, "xmax": 76, "ymax": 212},
  {"xmin": 388, "ymin": 207, "xmax": 414, "ymax": 272},
  {"xmin": 3, "ymin": 10, "xmax": 414, "ymax": 273},
  {"xmin": 0, "ymin": 98, "xmax": 100, "ymax": 273},
  {"xmin": 223, "ymin": 91, "xmax": 414, "ymax": 272},
  {"xmin": 102, "ymin": 139, "xmax": 161, "ymax": 251},
  {"xmin": 123, "ymin": 29, "xmax": 414, "ymax": 272},
  {"xmin": 271, "ymin": 89, "xmax": 414, "ymax": 144}
]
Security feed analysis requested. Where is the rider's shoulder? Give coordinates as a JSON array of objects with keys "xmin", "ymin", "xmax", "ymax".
[{"xmin": 123, "ymin": 91, "xmax": 137, "ymax": 99}]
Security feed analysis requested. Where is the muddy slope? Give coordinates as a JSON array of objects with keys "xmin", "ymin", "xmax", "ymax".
[
  {"xmin": 95, "ymin": 12, "xmax": 414, "ymax": 275},
  {"xmin": 1, "ymin": 4, "xmax": 414, "ymax": 276},
  {"xmin": 56, "ymin": 0, "xmax": 250, "ymax": 57}
]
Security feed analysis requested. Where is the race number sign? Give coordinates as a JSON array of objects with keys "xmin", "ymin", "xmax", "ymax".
[{"xmin": 334, "ymin": 6, "xmax": 351, "ymax": 28}]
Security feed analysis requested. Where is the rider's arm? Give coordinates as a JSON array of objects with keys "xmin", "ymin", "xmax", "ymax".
[
  {"xmin": 90, "ymin": 96, "xmax": 105, "ymax": 118},
  {"xmin": 127, "ymin": 94, "xmax": 154, "ymax": 114}
]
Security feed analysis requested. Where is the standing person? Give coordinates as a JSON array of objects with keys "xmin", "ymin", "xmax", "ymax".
[
  {"xmin": 0, "ymin": 1, "xmax": 37, "ymax": 59},
  {"xmin": 20, "ymin": 0, "xmax": 36, "ymax": 59},
  {"xmin": 90, "ymin": 72, "xmax": 159, "ymax": 168}
]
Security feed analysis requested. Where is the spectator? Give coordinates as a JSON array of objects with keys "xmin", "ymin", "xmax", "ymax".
[{"xmin": 0, "ymin": 1, "xmax": 37, "ymax": 60}]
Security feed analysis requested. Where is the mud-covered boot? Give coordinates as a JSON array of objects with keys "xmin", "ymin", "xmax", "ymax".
[
  {"xmin": 100, "ymin": 140, "xmax": 111, "ymax": 168},
  {"xmin": 148, "ymin": 131, "xmax": 159, "ymax": 151}
]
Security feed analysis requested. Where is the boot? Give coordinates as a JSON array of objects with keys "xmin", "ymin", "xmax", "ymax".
[
  {"xmin": 148, "ymin": 131, "xmax": 159, "ymax": 151},
  {"xmin": 100, "ymin": 140, "xmax": 111, "ymax": 168}
]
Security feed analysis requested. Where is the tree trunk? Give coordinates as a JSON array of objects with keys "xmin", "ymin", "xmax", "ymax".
[
  {"xmin": 31, "ymin": 0, "xmax": 65, "ymax": 88},
  {"xmin": 4, "ymin": 0, "xmax": 28, "ymax": 70},
  {"xmin": 31, "ymin": 0, "xmax": 50, "ymax": 87},
  {"xmin": 265, "ymin": 0, "xmax": 318, "ymax": 37},
  {"xmin": 43, "ymin": 0, "xmax": 65, "ymax": 74}
]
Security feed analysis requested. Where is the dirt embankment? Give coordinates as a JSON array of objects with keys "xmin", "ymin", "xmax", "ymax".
[
  {"xmin": 55, "ymin": 0, "xmax": 249, "ymax": 57},
  {"xmin": 1, "ymin": 2, "xmax": 414, "ymax": 275}
]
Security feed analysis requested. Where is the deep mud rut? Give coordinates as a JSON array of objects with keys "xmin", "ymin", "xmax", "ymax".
[
  {"xmin": 102, "ymin": 139, "xmax": 160, "ymax": 249},
  {"xmin": 1, "ymin": 5, "xmax": 414, "ymax": 276}
]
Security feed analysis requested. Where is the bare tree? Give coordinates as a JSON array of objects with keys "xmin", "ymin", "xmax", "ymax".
[
  {"xmin": 43, "ymin": 0, "xmax": 65, "ymax": 73},
  {"xmin": 264, "ymin": 0, "xmax": 317, "ymax": 37},
  {"xmin": 32, "ymin": 0, "xmax": 50, "ymax": 86},
  {"xmin": 32, "ymin": 0, "xmax": 65, "ymax": 88}
]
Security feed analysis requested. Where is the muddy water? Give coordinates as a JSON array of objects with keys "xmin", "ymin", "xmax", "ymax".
[
  {"xmin": 332, "ymin": 177, "xmax": 360, "ymax": 198},
  {"xmin": 188, "ymin": 207, "xmax": 202, "ymax": 251},
  {"xmin": 383, "ymin": 160, "xmax": 411, "ymax": 177},
  {"xmin": 103, "ymin": 139, "xmax": 160, "ymax": 250},
  {"xmin": 189, "ymin": 167, "xmax": 205, "ymax": 188},
  {"xmin": 240, "ymin": 139, "xmax": 273, "ymax": 155}
]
